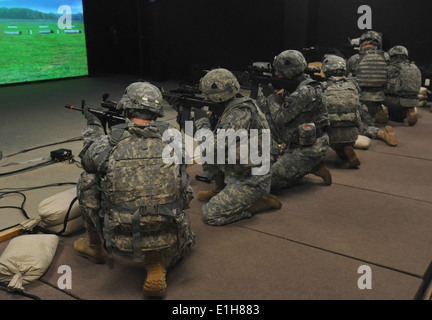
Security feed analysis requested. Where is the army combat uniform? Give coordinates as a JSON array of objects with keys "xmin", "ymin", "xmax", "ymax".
[
  {"xmin": 195, "ymin": 68, "xmax": 281, "ymax": 226},
  {"xmin": 384, "ymin": 45, "xmax": 422, "ymax": 125},
  {"xmin": 76, "ymin": 83, "xmax": 195, "ymax": 271},
  {"xmin": 255, "ymin": 49, "xmax": 331, "ymax": 190},
  {"xmin": 257, "ymin": 73, "xmax": 330, "ymax": 190},
  {"xmin": 321, "ymin": 55, "xmax": 362, "ymax": 167},
  {"xmin": 347, "ymin": 30, "xmax": 389, "ymax": 126}
]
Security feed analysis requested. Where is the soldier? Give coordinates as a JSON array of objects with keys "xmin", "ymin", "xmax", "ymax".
[
  {"xmin": 384, "ymin": 45, "xmax": 422, "ymax": 126},
  {"xmin": 321, "ymin": 55, "xmax": 362, "ymax": 168},
  {"xmin": 193, "ymin": 68, "xmax": 282, "ymax": 226},
  {"xmin": 347, "ymin": 30, "xmax": 389, "ymax": 125},
  {"xmin": 256, "ymin": 50, "xmax": 332, "ymax": 190},
  {"xmin": 74, "ymin": 82, "xmax": 195, "ymax": 297}
]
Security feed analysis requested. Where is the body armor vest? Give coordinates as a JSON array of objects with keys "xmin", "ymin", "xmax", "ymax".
[
  {"xmin": 356, "ymin": 49, "xmax": 388, "ymax": 88},
  {"xmin": 387, "ymin": 61, "xmax": 422, "ymax": 98},
  {"xmin": 323, "ymin": 78, "xmax": 362, "ymax": 128},
  {"xmin": 100, "ymin": 123, "xmax": 187, "ymax": 261},
  {"xmin": 279, "ymin": 80, "xmax": 327, "ymax": 146}
]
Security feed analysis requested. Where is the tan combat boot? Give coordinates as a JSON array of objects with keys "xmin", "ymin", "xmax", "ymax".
[
  {"xmin": 344, "ymin": 145, "xmax": 361, "ymax": 168},
  {"xmin": 197, "ymin": 177, "xmax": 225, "ymax": 202},
  {"xmin": 249, "ymin": 194, "xmax": 282, "ymax": 214},
  {"xmin": 311, "ymin": 161, "xmax": 332, "ymax": 185},
  {"xmin": 406, "ymin": 108, "xmax": 418, "ymax": 126},
  {"xmin": 143, "ymin": 251, "xmax": 167, "ymax": 297},
  {"xmin": 74, "ymin": 231, "xmax": 107, "ymax": 264},
  {"xmin": 377, "ymin": 126, "xmax": 398, "ymax": 146}
]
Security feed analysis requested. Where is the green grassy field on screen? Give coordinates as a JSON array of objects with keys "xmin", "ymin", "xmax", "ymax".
[{"xmin": 0, "ymin": 20, "xmax": 88, "ymax": 85}]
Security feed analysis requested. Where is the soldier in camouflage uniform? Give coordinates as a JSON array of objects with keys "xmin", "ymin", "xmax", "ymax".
[
  {"xmin": 347, "ymin": 30, "xmax": 389, "ymax": 125},
  {"xmin": 384, "ymin": 45, "xmax": 422, "ymax": 126},
  {"xmin": 321, "ymin": 55, "xmax": 362, "ymax": 168},
  {"xmin": 256, "ymin": 50, "xmax": 332, "ymax": 190},
  {"xmin": 346, "ymin": 31, "xmax": 398, "ymax": 147},
  {"xmin": 74, "ymin": 82, "xmax": 195, "ymax": 297},
  {"xmin": 193, "ymin": 68, "xmax": 282, "ymax": 226}
]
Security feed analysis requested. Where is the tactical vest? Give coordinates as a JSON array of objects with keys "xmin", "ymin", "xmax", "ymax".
[
  {"xmin": 356, "ymin": 49, "xmax": 388, "ymax": 88},
  {"xmin": 217, "ymin": 96, "xmax": 279, "ymax": 163},
  {"xmin": 100, "ymin": 122, "xmax": 187, "ymax": 261},
  {"xmin": 323, "ymin": 78, "xmax": 362, "ymax": 128},
  {"xmin": 280, "ymin": 80, "xmax": 327, "ymax": 146},
  {"xmin": 387, "ymin": 61, "xmax": 422, "ymax": 98}
]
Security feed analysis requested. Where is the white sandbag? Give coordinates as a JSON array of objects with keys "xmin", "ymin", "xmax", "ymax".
[
  {"xmin": 41, "ymin": 215, "xmax": 84, "ymax": 235},
  {"xmin": 354, "ymin": 135, "xmax": 371, "ymax": 150},
  {"xmin": 21, "ymin": 188, "xmax": 81, "ymax": 231},
  {"xmin": 38, "ymin": 188, "xmax": 81, "ymax": 226},
  {"xmin": 0, "ymin": 234, "xmax": 59, "ymax": 292}
]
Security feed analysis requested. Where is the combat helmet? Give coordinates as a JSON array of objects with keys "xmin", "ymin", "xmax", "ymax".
[
  {"xmin": 118, "ymin": 82, "xmax": 165, "ymax": 118},
  {"xmin": 199, "ymin": 68, "xmax": 240, "ymax": 102},
  {"xmin": 273, "ymin": 50, "xmax": 307, "ymax": 79},
  {"xmin": 360, "ymin": 30, "xmax": 382, "ymax": 47},
  {"xmin": 388, "ymin": 45, "xmax": 409, "ymax": 58},
  {"xmin": 321, "ymin": 55, "xmax": 346, "ymax": 75}
]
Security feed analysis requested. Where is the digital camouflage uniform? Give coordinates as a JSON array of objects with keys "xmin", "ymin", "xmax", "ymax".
[
  {"xmin": 195, "ymin": 68, "xmax": 278, "ymax": 226},
  {"xmin": 321, "ymin": 56, "xmax": 362, "ymax": 162},
  {"xmin": 384, "ymin": 45, "xmax": 421, "ymax": 125},
  {"xmin": 77, "ymin": 84, "xmax": 195, "ymax": 267},
  {"xmin": 257, "ymin": 72, "xmax": 330, "ymax": 190},
  {"xmin": 347, "ymin": 30, "xmax": 389, "ymax": 127}
]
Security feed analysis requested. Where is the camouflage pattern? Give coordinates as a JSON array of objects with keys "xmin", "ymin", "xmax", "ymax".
[
  {"xmin": 384, "ymin": 47, "xmax": 421, "ymax": 122},
  {"xmin": 322, "ymin": 76, "xmax": 362, "ymax": 145},
  {"xmin": 199, "ymin": 68, "xmax": 240, "ymax": 103},
  {"xmin": 118, "ymin": 82, "xmax": 166, "ymax": 117},
  {"xmin": 256, "ymin": 73, "xmax": 330, "ymax": 191},
  {"xmin": 76, "ymin": 171, "xmax": 102, "ymax": 234},
  {"xmin": 360, "ymin": 30, "xmax": 382, "ymax": 45},
  {"xmin": 358, "ymin": 103, "xmax": 380, "ymax": 139},
  {"xmin": 388, "ymin": 45, "xmax": 409, "ymax": 58},
  {"xmin": 321, "ymin": 55, "xmax": 346, "ymax": 75},
  {"xmin": 195, "ymin": 95, "xmax": 274, "ymax": 226},
  {"xmin": 354, "ymin": 50, "xmax": 389, "ymax": 89},
  {"xmin": 78, "ymin": 121, "xmax": 195, "ymax": 266},
  {"xmin": 347, "ymin": 46, "xmax": 389, "ymax": 103},
  {"xmin": 273, "ymin": 50, "xmax": 307, "ymax": 79}
]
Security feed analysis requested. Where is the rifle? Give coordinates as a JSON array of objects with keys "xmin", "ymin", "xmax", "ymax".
[
  {"xmin": 161, "ymin": 85, "xmax": 222, "ymax": 131},
  {"xmin": 65, "ymin": 94, "xmax": 125, "ymax": 134},
  {"xmin": 238, "ymin": 62, "xmax": 323, "ymax": 99}
]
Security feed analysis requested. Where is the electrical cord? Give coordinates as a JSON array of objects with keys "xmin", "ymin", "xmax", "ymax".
[
  {"xmin": 0, "ymin": 281, "xmax": 41, "ymax": 300},
  {"xmin": 0, "ymin": 183, "xmax": 78, "ymax": 234},
  {"xmin": 1, "ymin": 136, "xmax": 83, "ymax": 159},
  {"xmin": 0, "ymin": 159, "xmax": 56, "ymax": 177}
]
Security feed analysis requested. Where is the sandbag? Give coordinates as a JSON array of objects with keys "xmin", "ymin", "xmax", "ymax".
[
  {"xmin": 0, "ymin": 234, "xmax": 59, "ymax": 292},
  {"xmin": 354, "ymin": 135, "xmax": 371, "ymax": 150},
  {"xmin": 20, "ymin": 188, "xmax": 83, "ymax": 234}
]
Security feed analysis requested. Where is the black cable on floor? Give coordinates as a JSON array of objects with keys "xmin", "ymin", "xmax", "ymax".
[
  {"xmin": 2, "ymin": 136, "xmax": 83, "ymax": 159},
  {"xmin": 0, "ymin": 282, "xmax": 41, "ymax": 300},
  {"xmin": 0, "ymin": 159, "xmax": 56, "ymax": 177}
]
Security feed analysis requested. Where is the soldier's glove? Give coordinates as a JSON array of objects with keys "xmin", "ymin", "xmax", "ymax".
[
  {"xmin": 191, "ymin": 107, "xmax": 208, "ymax": 120},
  {"xmin": 260, "ymin": 84, "xmax": 275, "ymax": 97},
  {"xmin": 84, "ymin": 106, "xmax": 102, "ymax": 126}
]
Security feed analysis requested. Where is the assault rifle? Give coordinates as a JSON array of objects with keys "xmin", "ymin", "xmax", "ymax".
[
  {"xmin": 161, "ymin": 85, "xmax": 222, "ymax": 131},
  {"xmin": 65, "ymin": 93, "xmax": 125, "ymax": 134},
  {"xmin": 239, "ymin": 62, "xmax": 323, "ymax": 99}
]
